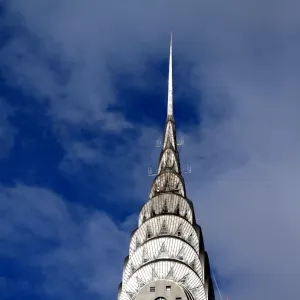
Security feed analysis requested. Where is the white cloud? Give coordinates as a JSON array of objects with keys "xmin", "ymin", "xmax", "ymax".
[{"xmin": 0, "ymin": 184, "xmax": 129, "ymax": 299}]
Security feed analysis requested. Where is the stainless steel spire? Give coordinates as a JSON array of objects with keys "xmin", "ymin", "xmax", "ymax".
[
  {"xmin": 118, "ymin": 36, "xmax": 215, "ymax": 300},
  {"xmin": 167, "ymin": 32, "xmax": 173, "ymax": 117}
]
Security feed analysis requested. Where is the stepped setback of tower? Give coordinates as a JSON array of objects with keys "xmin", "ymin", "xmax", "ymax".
[{"xmin": 118, "ymin": 35, "xmax": 215, "ymax": 300}]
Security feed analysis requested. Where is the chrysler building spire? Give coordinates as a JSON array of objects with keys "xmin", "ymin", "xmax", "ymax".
[
  {"xmin": 118, "ymin": 35, "xmax": 215, "ymax": 300},
  {"xmin": 167, "ymin": 32, "xmax": 173, "ymax": 117}
]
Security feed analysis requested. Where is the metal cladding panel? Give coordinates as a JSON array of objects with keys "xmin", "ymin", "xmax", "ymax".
[
  {"xmin": 120, "ymin": 260, "xmax": 206, "ymax": 300},
  {"xmin": 150, "ymin": 172, "xmax": 186, "ymax": 199},
  {"xmin": 123, "ymin": 236, "xmax": 203, "ymax": 284},
  {"xmin": 138, "ymin": 193, "xmax": 194, "ymax": 225},
  {"xmin": 129, "ymin": 215, "xmax": 199, "ymax": 256}
]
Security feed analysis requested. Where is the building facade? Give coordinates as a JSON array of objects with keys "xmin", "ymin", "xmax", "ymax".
[{"xmin": 118, "ymin": 35, "xmax": 215, "ymax": 300}]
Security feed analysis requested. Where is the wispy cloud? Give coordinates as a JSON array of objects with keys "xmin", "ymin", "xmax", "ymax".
[{"xmin": 0, "ymin": 184, "xmax": 129, "ymax": 300}]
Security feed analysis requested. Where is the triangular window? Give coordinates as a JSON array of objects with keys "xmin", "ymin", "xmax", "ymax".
[
  {"xmin": 151, "ymin": 206, "xmax": 156, "ymax": 217},
  {"xmin": 189, "ymin": 259, "xmax": 196, "ymax": 270},
  {"xmin": 142, "ymin": 214, "xmax": 147, "ymax": 222},
  {"xmin": 162, "ymin": 199, "xmax": 168, "ymax": 213},
  {"xmin": 175, "ymin": 223, "xmax": 182, "ymax": 237},
  {"xmin": 159, "ymin": 220, "xmax": 168, "ymax": 235},
  {"xmin": 176, "ymin": 246, "xmax": 185, "ymax": 261},
  {"xmin": 161, "ymin": 243, "xmax": 167, "ymax": 252},
  {"xmin": 131, "ymin": 264, "xmax": 136, "ymax": 274},
  {"xmin": 136, "ymin": 276, "xmax": 145, "ymax": 288},
  {"xmin": 126, "ymin": 292, "xmax": 135, "ymax": 299},
  {"xmin": 142, "ymin": 247, "xmax": 150, "ymax": 263},
  {"xmin": 158, "ymin": 242, "xmax": 168, "ymax": 258},
  {"xmin": 146, "ymin": 226, "xmax": 153, "ymax": 239},
  {"xmin": 191, "ymin": 286, "xmax": 201, "ymax": 297},
  {"xmin": 164, "ymin": 177, "xmax": 170, "ymax": 192},
  {"xmin": 136, "ymin": 237, "xmax": 141, "ymax": 248},
  {"xmin": 165, "ymin": 266, "xmax": 174, "ymax": 280},
  {"xmin": 151, "ymin": 268, "xmax": 159, "ymax": 280},
  {"xmin": 178, "ymin": 273, "xmax": 189, "ymax": 285},
  {"xmin": 187, "ymin": 233, "xmax": 193, "ymax": 244}
]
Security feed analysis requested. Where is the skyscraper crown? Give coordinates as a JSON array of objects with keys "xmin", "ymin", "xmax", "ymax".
[{"xmin": 118, "ymin": 34, "xmax": 215, "ymax": 300}]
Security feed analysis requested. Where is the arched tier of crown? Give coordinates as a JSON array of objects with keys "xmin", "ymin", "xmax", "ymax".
[
  {"xmin": 118, "ymin": 190, "xmax": 214, "ymax": 300},
  {"xmin": 118, "ymin": 34, "xmax": 215, "ymax": 300}
]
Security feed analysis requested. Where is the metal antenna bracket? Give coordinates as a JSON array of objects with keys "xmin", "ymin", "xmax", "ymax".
[
  {"xmin": 177, "ymin": 136, "xmax": 184, "ymax": 146},
  {"xmin": 156, "ymin": 138, "xmax": 162, "ymax": 148},
  {"xmin": 148, "ymin": 167, "xmax": 158, "ymax": 177},
  {"xmin": 182, "ymin": 164, "xmax": 192, "ymax": 174}
]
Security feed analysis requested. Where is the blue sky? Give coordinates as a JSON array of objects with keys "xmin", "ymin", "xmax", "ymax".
[{"xmin": 1, "ymin": 1, "xmax": 300, "ymax": 300}]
